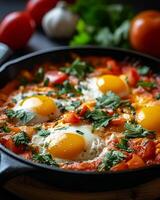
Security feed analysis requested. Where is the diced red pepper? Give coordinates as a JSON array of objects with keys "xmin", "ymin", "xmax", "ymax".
[
  {"xmin": 1, "ymin": 135, "xmax": 24, "ymax": 154},
  {"xmin": 111, "ymin": 161, "xmax": 128, "ymax": 171},
  {"xmin": 123, "ymin": 67, "xmax": 140, "ymax": 87},
  {"xmin": 138, "ymin": 141, "xmax": 156, "ymax": 161},
  {"xmin": 127, "ymin": 154, "xmax": 145, "ymax": 169},
  {"xmin": 63, "ymin": 111, "xmax": 81, "ymax": 124},
  {"xmin": 106, "ymin": 59, "xmax": 121, "ymax": 75},
  {"xmin": 45, "ymin": 70, "xmax": 68, "ymax": 85},
  {"xmin": 79, "ymin": 104, "xmax": 89, "ymax": 116},
  {"xmin": 110, "ymin": 117, "xmax": 125, "ymax": 126}
]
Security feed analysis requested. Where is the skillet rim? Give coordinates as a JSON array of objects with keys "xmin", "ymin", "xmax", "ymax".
[{"xmin": 0, "ymin": 46, "xmax": 160, "ymax": 176}]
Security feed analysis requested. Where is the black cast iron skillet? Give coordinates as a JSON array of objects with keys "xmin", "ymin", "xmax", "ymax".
[{"xmin": 0, "ymin": 47, "xmax": 160, "ymax": 192}]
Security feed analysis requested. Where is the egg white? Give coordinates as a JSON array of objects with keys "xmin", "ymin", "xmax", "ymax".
[
  {"xmin": 81, "ymin": 78, "xmax": 103, "ymax": 101},
  {"xmin": 31, "ymin": 124, "xmax": 105, "ymax": 163},
  {"xmin": 13, "ymin": 96, "xmax": 60, "ymax": 125}
]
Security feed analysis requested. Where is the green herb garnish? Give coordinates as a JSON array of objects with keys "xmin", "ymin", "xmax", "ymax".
[
  {"xmin": 0, "ymin": 125, "xmax": 10, "ymax": 133},
  {"xmin": 61, "ymin": 59, "xmax": 94, "ymax": 79},
  {"xmin": 32, "ymin": 153, "xmax": 59, "ymax": 167},
  {"xmin": 98, "ymin": 150, "xmax": 126, "ymax": 171},
  {"xmin": 137, "ymin": 66, "xmax": 149, "ymax": 75},
  {"xmin": 85, "ymin": 109, "xmax": 117, "ymax": 129},
  {"xmin": 65, "ymin": 100, "xmax": 81, "ymax": 111},
  {"xmin": 12, "ymin": 131, "xmax": 30, "ymax": 146},
  {"xmin": 138, "ymin": 81, "xmax": 157, "ymax": 89},
  {"xmin": 123, "ymin": 122, "xmax": 155, "ymax": 138},
  {"xmin": 56, "ymin": 80, "xmax": 81, "ymax": 96},
  {"xmin": 116, "ymin": 138, "xmax": 132, "ymax": 152},
  {"xmin": 6, "ymin": 109, "xmax": 35, "ymax": 124},
  {"xmin": 38, "ymin": 129, "xmax": 50, "ymax": 137},
  {"xmin": 96, "ymin": 91, "xmax": 121, "ymax": 110}
]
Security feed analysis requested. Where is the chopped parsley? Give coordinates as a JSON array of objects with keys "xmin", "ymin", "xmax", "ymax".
[
  {"xmin": 98, "ymin": 150, "xmax": 126, "ymax": 171},
  {"xmin": 116, "ymin": 138, "xmax": 132, "ymax": 152},
  {"xmin": 65, "ymin": 100, "xmax": 81, "ymax": 111},
  {"xmin": 56, "ymin": 80, "xmax": 81, "ymax": 96},
  {"xmin": 34, "ymin": 67, "xmax": 45, "ymax": 83},
  {"xmin": 6, "ymin": 109, "xmax": 35, "ymax": 124},
  {"xmin": 0, "ymin": 125, "xmax": 10, "ymax": 133},
  {"xmin": 32, "ymin": 153, "xmax": 59, "ymax": 167},
  {"xmin": 38, "ymin": 129, "xmax": 50, "ymax": 137},
  {"xmin": 123, "ymin": 122, "xmax": 155, "ymax": 138},
  {"xmin": 96, "ymin": 91, "xmax": 121, "ymax": 110},
  {"xmin": 137, "ymin": 66, "xmax": 150, "ymax": 75},
  {"xmin": 137, "ymin": 80, "xmax": 157, "ymax": 89},
  {"xmin": 96, "ymin": 91, "xmax": 135, "ymax": 114},
  {"xmin": 85, "ymin": 109, "xmax": 118, "ymax": 129},
  {"xmin": 12, "ymin": 131, "xmax": 30, "ymax": 146},
  {"xmin": 61, "ymin": 59, "xmax": 94, "ymax": 79}
]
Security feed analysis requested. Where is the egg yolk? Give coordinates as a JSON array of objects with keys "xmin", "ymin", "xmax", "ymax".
[
  {"xmin": 96, "ymin": 75, "xmax": 129, "ymax": 97},
  {"xmin": 48, "ymin": 133, "xmax": 86, "ymax": 160},
  {"xmin": 136, "ymin": 105, "xmax": 160, "ymax": 132},
  {"xmin": 20, "ymin": 95, "xmax": 57, "ymax": 116}
]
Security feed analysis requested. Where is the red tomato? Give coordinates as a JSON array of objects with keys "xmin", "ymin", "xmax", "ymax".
[
  {"xmin": 106, "ymin": 59, "xmax": 121, "ymax": 75},
  {"xmin": 111, "ymin": 162, "xmax": 128, "ymax": 171},
  {"xmin": 26, "ymin": 0, "xmax": 58, "ymax": 26},
  {"xmin": 0, "ymin": 11, "xmax": 35, "ymax": 50},
  {"xmin": 79, "ymin": 104, "xmax": 89, "ymax": 116},
  {"xmin": 130, "ymin": 10, "xmax": 160, "ymax": 58},
  {"xmin": 45, "ymin": 70, "xmax": 68, "ymax": 85},
  {"xmin": 138, "ymin": 141, "xmax": 156, "ymax": 161},
  {"xmin": 127, "ymin": 154, "xmax": 145, "ymax": 169},
  {"xmin": 123, "ymin": 67, "xmax": 140, "ymax": 87},
  {"xmin": 63, "ymin": 111, "xmax": 81, "ymax": 124},
  {"xmin": 1, "ymin": 135, "xmax": 24, "ymax": 154},
  {"xmin": 110, "ymin": 117, "xmax": 125, "ymax": 126}
]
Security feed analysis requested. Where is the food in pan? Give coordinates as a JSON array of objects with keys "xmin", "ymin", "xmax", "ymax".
[{"xmin": 0, "ymin": 55, "xmax": 160, "ymax": 172}]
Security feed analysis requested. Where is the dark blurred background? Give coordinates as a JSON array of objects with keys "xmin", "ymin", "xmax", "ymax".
[{"xmin": 1, "ymin": 0, "xmax": 160, "ymax": 19}]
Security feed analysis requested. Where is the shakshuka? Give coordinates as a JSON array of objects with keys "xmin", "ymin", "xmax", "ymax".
[{"xmin": 0, "ymin": 55, "xmax": 160, "ymax": 172}]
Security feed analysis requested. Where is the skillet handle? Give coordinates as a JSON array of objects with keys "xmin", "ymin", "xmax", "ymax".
[
  {"xmin": 0, "ymin": 151, "xmax": 34, "ymax": 186},
  {"xmin": 0, "ymin": 43, "xmax": 13, "ymax": 66}
]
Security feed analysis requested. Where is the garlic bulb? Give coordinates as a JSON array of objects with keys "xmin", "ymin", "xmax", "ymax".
[{"xmin": 42, "ymin": 1, "xmax": 78, "ymax": 39}]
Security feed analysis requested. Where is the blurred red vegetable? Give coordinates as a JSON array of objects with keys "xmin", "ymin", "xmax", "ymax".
[
  {"xmin": 130, "ymin": 10, "xmax": 160, "ymax": 58},
  {"xmin": 0, "ymin": 11, "xmax": 35, "ymax": 50}
]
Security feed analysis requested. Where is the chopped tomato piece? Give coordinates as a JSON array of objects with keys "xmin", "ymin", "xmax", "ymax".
[
  {"xmin": 63, "ymin": 111, "xmax": 81, "ymax": 124},
  {"xmin": 127, "ymin": 154, "xmax": 145, "ymax": 169},
  {"xmin": 1, "ymin": 135, "xmax": 24, "ymax": 154},
  {"xmin": 61, "ymin": 159, "xmax": 101, "ymax": 171},
  {"xmin": 79, "ymin": 104, "xmax": 89, "ymax": 116},
  {"xmin": 138, "ymin": 141, "xmax": 156, "ymax": 161},
  {"xmin": 123, "ymin": 67, "xmax": 140, "ymax": 87},
  {"xmin": 45, "ymin": 70, "xmax": 68, "ymax": 85},
  {"xmin": 110, "ymin": 117, "xmax": 125, "ymax": 126},
  {"xmin": 106, "ymin": 59, "xmax": 121, "ymax": 75},
  {"xmin": 111, "ymin": 162, "xmax": 128, "ymax": 171}
]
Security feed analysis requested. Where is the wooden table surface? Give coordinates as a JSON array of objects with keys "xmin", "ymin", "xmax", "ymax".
[{"xmin": 0, "ymin": 0, "xmax": 160, "ymax": 199}]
